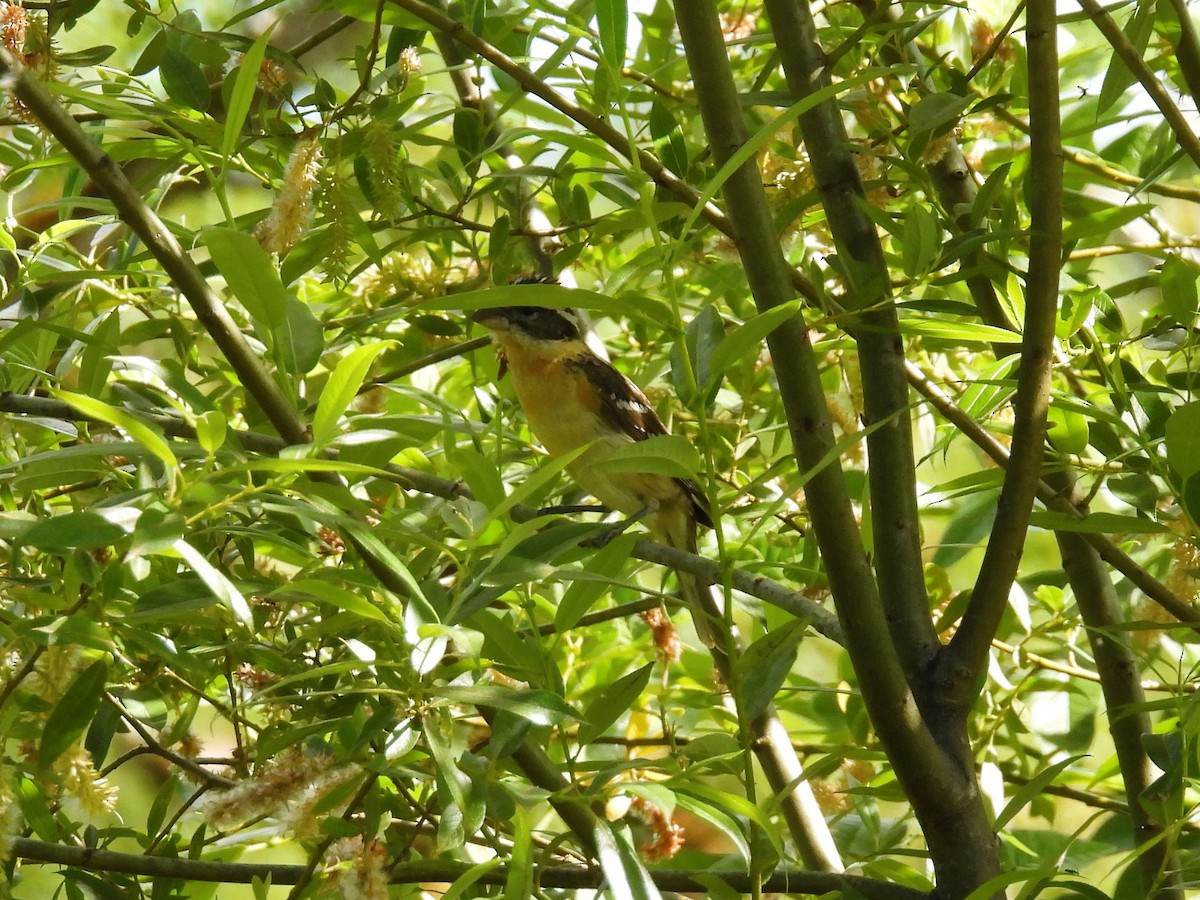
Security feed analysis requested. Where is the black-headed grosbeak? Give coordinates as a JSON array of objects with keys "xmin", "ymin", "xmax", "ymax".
[{"xmin": 472, "ymin": 282, "xmax": 715, "ymax": 634}]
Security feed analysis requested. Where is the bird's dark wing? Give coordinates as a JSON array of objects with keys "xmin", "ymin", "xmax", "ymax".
[
  {"xmin": 566, "ymin": 353, "xmax": 668, "ymax": 441},
  {"xmin": 566, "ymin": 354, "xmax": 712, "ymax": 528}
]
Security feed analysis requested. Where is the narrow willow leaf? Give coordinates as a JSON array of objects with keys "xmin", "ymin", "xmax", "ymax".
[
  {"xmin": 705, "ymin": 302, "xmax": 802, "ymax": 392},
  {"xmin": 40, "ymin": 659, "xmax": 108, "ymax": 766},
  {"xmin": 312, "ymin": 342, "xmax": 390, "ymax": 445},
  {"xmin": 578, "ymin": 662, "xmax": 653, "ymax": 744},
  {"xmin": 589, "ymin": 435, "xmax": 701, "ymax": 480},
  {"xmin": 595, "ymin": 0, "xmax": 628, "ymax": 69},
  {"xmin": 53, "ymin": 389, "xmax": 177, "ymax": 470},
  {"xmin": 222, "ymin": 26, "xmax": 273, "ymax": 162},
  {"xmin": 172, "ymin": 538, "xmax": 253, "ymax": 626},
  {"xmin": 434, "ymin": 685, "xmax": 578, "ymax": 726},
  {"xmin": 203, "ymin": 227, "xmax": 288, "ymax": 330}
]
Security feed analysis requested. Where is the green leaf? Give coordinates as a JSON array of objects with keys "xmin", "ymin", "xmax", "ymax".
[
  {"xmin": 159, "ymin": 48, "xmax": 210, "ymax": 111},
  {"xmin": 312, "ymin": 342, "xmax": 390, "ymax": 446},
  {"xmin": 993, "ymin": 754, "xmax": 1086, "ymax": 830},
  {"xmin": 276, "ymin": 298, "xmax": 324, "ymax": 376},
  {"xmin": 53, "ymin": 390, "xmax": 178, "ymax": 470},
  {"xmin": 434, "ymin": 685, "xmax": 578, "ymax": 726},
  {"xmin": 436, "ymin": 281, "xmax": 671, "ymax": 325},
  {"xmin": 670, "ymin": 304, "xmax": 723, "ymax": 407},
  {"xmin": 596, "ymin": 0, "xmax": 628, "ymax": 69},
  {"xmin": 1165, "ymin": 400, "xmax": 1200, "ymax": 477},
  {"xmin": 22, "ymin": 511, "xmax": 126, "ymax": 552},
  {"xmin": 578, "ymin": 662, "xmax": 653, "ymax": 744},
  {"xmin": 589, "ymin": 435, "xmax": 701, "ymax": 480},
  {"xmin": 1097, "ymin": 4, "xmax": 1153, "ymax": 114},
  {"xmin": 705, "ymin": 301, "xmax": 802, "ymax": 392},
  {"xmin": 593, "ymin": 819, "xmax": 663, "ymax": 900},
  {"xmin": 901, "ymin": 204, "xmax": 941, "ymax": 278},
  {"xmin": 1046, "ymin": 404, "xmax": 1089, "ymax": 454},
  {"xmin": 282, "ymin": 578, "xmax": 397, "ymax": 627},
  {"xmin": 203, "ymin": 227, "xmax": 288, "ymax": 330},
  {"xmin": 1027, "ymin": 510, "xmax": 1168, "ymax": 534},
  {"xmin": 222, "ymin": 25, "xmax": 274, "ymax": 162},
  {"xmin": 1160, "ymin": 254, "xmax": 1200, "ymax": 323},
  {"xmin": 555, "ymin": 532, "xmax": 639, "ymax": 631},
  {"xmin": 908, "ymin": 92, "xmax": 972, "ymax": 133},
  {"xmin": 970, "ymin": 162, "xmax": 1012, "ymax": 228},
  {"xmin": 172, "ymin": 538, "xmax": 253, "ymax": 626},
  {"xmin": 502, "ymin": 807, "xmax": 534, "ymax": 900},
  {"xmin": 897, "ymin": 317, "xmax": 1018, "ymax": 344},
  {"xmin": 40, "ymin": 659, "xmax": 108, "ymax": 766},
  {"xmin": 734, "ymin": 619, "xmax": 805, "ymax": 720}
]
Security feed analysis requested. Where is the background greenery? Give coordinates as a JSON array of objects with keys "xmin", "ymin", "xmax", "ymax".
[{"xmin": 2, "ymin": 0, "xmax": 1200, "ymax": 897}]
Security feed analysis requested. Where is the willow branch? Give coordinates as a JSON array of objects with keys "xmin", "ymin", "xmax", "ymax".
[
  {"xmin": 765, "ymin": 0, "xmax": 936, "ymax": 681},
  {"xmin": 383, "ymin": 0, "xmax": 831, "ymax": 304},
  {"xmin": 943, "ymin": 0, "xmax": 1062, "ymax": 695},
  {"xmin": 904, "ymin": 365, "xmax": 1198, "ymax": 625},
  {"xmin": 0, "ymin": 392, "xmax": 843, "ymax": 642},
  {"xmin": 672, "ymin": 0, "xmax": 985, "ymax": 876},
  {"xmin": 1052, "ymin": 476, "xmax": 1183, "ymax": 898},
  {"xmin": 0, "ymin": 48, "xmax": 308, "ymax": 447},
  {"xmin": 9, "ymin": 838, "xmax": 925, "ymax": 898},
  {"xmin": 1076, "ymin": 0, "xmax": 1200, "ymax": 169}
]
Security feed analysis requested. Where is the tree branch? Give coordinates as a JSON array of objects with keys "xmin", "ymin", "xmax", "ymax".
[
  {"xmin": 764, "ymin": 0, "xmax": 937, "ymax": 683},
  {"xmin": 1076, "ymin": 0, "xmax": 1200, "ymax": 169},
  {"xmin": 943, "ymin": 0, "xmax": 1062, "ymax": 696},
  {"xmin": 8, "ymin": 837, "xmax": 926, "ymax": 898},
  {"xmin": 1052, "ymin": 478, "xmax": 1183, "ymax": 898},
  {"xmin": 672, "ymin": 0, "xmax": 993, "ymax": 879},
  {"xmin": 0, "ymin": 392, "xmax": 843, "ymax": 642}
]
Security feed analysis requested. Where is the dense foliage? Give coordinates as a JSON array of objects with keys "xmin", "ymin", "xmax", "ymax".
[{"xmin": 2, "ymin": 0, "xmax": 1200, "ymax": 897}]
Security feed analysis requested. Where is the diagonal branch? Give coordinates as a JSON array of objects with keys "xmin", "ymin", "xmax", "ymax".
[
  {"xmin": 384, "ymin": 0, "xmax": 831, "ymax": 304},
  {"xmin": 1077, "ymin": 0, "xmax": 1200, "ymax": 169}
]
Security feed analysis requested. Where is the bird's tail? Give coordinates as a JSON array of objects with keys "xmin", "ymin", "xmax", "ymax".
[{"xmin": 653, "ymin": 504, "xmax": 724, "ymax": 649}]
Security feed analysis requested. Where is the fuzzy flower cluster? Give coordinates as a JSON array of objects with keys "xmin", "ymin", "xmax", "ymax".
[
  {"xmin": 200, "ymin": 747, "xmax": 361, "ymax": 836},
  {"xmin": 0, "ymin": 765, "xmax": 21, "ymax": 888},
  {"xmin": 55, "ymin": 745, "xmax": 118, "ymax": 822},
  {"xmin": 255, "ymin": 136, "xmax": 322, "ymax": 255},
  {"xmin": 641, "ymin": 608, "xmax": 681, "ymax": 662},
  {"xmin": 2, "ymin": 1, "xmax": 57, "ymax": 122},
  {"xmin": 625, "ymin": 795, "xmax": 685, "ymax": 861},
  {"xmin": 361, "ymin": 120, "xmax": 405, "ymax": 221},
  {"xmin": 321, "ymin": 836, "xmax": 388, "ymax": 900},
  {"xmin": 352, "ymin": 251, "xmax": 466, "ymax": 305}
]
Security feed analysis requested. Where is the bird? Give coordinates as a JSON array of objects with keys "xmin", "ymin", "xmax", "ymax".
[{"xmin": 471, "ymin": 279, "xmax": 718, "ymax": 642}]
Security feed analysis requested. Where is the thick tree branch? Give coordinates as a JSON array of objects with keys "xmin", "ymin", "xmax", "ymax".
[
  {"xmin": 1051, "ymin": 471, "xmax": 1183, "ymax": 898},
  {"xmin": 944, "ymin": 0, "xmax": 1062, "ymax": 696},
  {"xmin": 670, "ymin": 0, "xmax": 1005, "ymax": 883},
  {"xmin": 764, "ymin": 0, "xmax": 937, "ymax": 683}
]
